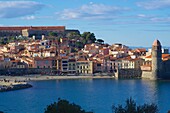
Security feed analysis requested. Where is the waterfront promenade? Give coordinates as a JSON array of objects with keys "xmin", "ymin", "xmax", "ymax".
[{"xmin": 0, "ymin": 75, "xmax": 115, "ymax": 82}]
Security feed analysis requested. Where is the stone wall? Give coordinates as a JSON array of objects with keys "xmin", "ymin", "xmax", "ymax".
[
  {"xmin": 141, "ymin": 70, "xmax": 170, "ymax": 80},
  {"xmin": 141, "ymin": 71, "xmax": 152, "ymax": 79},
  {"xmin": 115, "ymin": 69, "xmax": 142, "ymax": 79},
  {"xmin": 0, "ymin": 68, "xmax": 57, "ymax": 76}
]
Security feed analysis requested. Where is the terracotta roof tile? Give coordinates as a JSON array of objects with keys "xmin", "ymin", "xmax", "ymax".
[{"xmin": 145, "ymin": 54, "xmax": 170, "ymax": 59}]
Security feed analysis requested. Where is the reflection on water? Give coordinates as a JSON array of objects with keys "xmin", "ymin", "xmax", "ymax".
[
  {"xmin": 141, "ymin": 80, "xmax": 158, "ymax": 104},
  {"xmin": 0, "ymin": 79, "xmax": 170, "ymax": 113}
]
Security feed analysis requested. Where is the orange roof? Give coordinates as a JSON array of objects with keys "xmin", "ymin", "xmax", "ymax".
[
  {"xmin": 135, "ymin": 48, "xmax": 147, "ymax": 52},
  {"xmin": 34, "ymin": 57, "xmax": 55, "ymax": 61},
  {"xmin": 30, "ymin": 44, "xmax": 41, "ymax": 46},
  {"xmin": 77, "ymin": 58, "xmax": 88, "ymax": 62},
  {"xmin": 145, "ymin": 55, "xmax": 151, "ymax": 58},
  {"xmin": 62, "ymin": 56, "xmax": 68, "ymax": 59},
  {"xmin": 145, "ymin": 54, "xmax": 170, "ymax": 59},
  {"xmin": 131, "ymin": 58, "xmax": 142, "ymax": 61},
  {"xmin": 11, "ymin": 60, "xmax": 20, "ymax": 63}
]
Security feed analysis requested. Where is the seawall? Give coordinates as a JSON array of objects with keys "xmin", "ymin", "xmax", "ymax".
[
  {"xmin": 0, "ymin": 83, "xmax": 32, "ymax": 92},
  {"xmin": 141, "ymin": 71, "xmax": 152, "ymax": 79},
  {"xmin": 115, "ymin": 69, "xmax": 142, "ymax": 79}
]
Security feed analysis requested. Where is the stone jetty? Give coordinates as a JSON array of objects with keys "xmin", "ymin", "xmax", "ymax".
[{"xmin": 0, "ymin": 79, "xmax": 32, "ymax": 92}]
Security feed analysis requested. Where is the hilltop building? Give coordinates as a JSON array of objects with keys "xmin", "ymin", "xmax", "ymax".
[{"xmin": 0, "ymin": 26, "xmax": 80, "ymax": 39}]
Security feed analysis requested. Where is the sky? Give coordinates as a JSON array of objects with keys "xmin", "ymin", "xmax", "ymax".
[{"xmin": 0, "ymin": 0, "xmax": 170, "ymax": 47}]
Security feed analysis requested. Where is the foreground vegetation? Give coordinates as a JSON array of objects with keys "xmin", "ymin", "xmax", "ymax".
[
  {"xmin": 112, "ymin": 98, "xmax": 158, "ymax": 113},
  {"xmin": 44, "ymin": 98, "xmax": 93, "ymax": 113},
  {"xmin": 44, "ymin": 98, "xmax": 158, "ymax": 113}
]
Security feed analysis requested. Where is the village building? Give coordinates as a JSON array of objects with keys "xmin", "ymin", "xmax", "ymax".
[
  {"xmin": 33, "ymin": 57, "xmax": 56, "ymax": 69},
  {"xmin": 68, "ymin": 59, "xmax": 76, "ymax": 75},
  {"xmin": 76, "ymin": 58, "xmax": 93, "ymax": 75}
]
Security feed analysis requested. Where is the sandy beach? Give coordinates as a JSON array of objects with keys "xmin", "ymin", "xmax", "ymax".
[{"xmin": 0, "ymin": 75, "xmax": 115, "ymax": 82}]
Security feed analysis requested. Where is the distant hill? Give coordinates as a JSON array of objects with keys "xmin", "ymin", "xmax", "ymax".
[
  {"xmin": 129, "ymin": 46, "xmax": 170, "ymax": 53},
  {"xmin": 129, "ymin": 46, "xmax": 170, "ymax": 49},
  {"xmin": 129, "ymin": 46, "xmax": 150, "ymax": 49}
]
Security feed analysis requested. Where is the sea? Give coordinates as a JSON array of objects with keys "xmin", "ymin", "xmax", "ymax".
[{"xmin": 0, "ymin": 79, "xmax": 170, "ymax": 113}]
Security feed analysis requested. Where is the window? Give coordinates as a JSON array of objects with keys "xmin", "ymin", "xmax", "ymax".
[
  {"xmin": 63, "ymin": 64, "xmax": 68, "ymax": 66},
  {"xmin": 97, "ymin": 64, "xmax": 101, "ymax": 66},
  {"xmin": 62, "ymin": 61, "xmax": 68, "ymax": 63},
  {"xmin": 46, "ymin": 61, "xmax": 48, "ymax": 64},
  {"xmin": 63, "ymin": 68, "xmax": 67, "ymax": 70}
]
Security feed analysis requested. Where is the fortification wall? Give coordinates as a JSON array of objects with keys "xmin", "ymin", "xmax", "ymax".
[{"xmin": 115, "ymin": 69, "xmax": 142, "ymax": 79}]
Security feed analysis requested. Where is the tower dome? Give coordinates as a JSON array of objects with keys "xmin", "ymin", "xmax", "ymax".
[{"xmin": 153, "ymin": 39, "xmax": 161, "ymax": 46}]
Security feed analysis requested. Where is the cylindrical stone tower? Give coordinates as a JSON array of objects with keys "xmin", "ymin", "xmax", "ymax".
[{"xmin": 151, "ymin": 39, "xmax": 162, "ymax": 80}]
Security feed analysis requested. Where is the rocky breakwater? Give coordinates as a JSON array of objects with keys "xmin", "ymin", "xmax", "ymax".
[{"xmin": 0, "ymin": 79, "xmax": 32, "ymax": 92}]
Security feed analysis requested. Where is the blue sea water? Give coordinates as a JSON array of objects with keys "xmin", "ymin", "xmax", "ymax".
[{"xmin": 0, "ymin": 79, "xmax": 170, "ymax": 113}]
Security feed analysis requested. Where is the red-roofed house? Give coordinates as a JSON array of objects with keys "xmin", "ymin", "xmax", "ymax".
[{"xmin": 33, "ymin": 57, "xmax": 56, "ymax": 68}]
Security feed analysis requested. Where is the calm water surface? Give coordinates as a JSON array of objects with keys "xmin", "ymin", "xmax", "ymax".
[{"xmin": 0, "ymin": 79, "xmax": 170, "ymax": 113}]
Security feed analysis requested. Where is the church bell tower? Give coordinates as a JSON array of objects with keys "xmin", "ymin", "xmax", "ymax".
[{"xmin": 151, "ymin": 39, "xmax": 162, "ymax": 80}]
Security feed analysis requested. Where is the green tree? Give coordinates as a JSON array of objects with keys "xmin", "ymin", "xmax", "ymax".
[
  {"xmin": 75, "ymin": 41, "xmax": 84, "ymax": 49},
  {"xmin": 44, "ymin": 99, "xmax": 93, "ymax": 113},
  {"xmin": 96, "ymin": 39, "xmax": 104, "ymax": 44},
  {"xmin": 49, "ymin": 32, "xmax": 58, "ymax": 37},
  {"xmin": 48, "ymin": 32, "xmax": 61, "ymax": 46},
  {"xmin": 112, "ymin": 98, "xmax": 158, "ymax": 113},
  {"xmin": 81, "ymin": 32, "xmax": 96, "ymax": 44},
  {"xmin": 67, "ymin": 32, "xmax": 80, "ymax": 39}
]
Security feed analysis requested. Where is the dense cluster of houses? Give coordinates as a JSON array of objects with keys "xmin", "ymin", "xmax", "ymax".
[{"xmin": 1, "ymin": 35, "xmax": 164, "ymax": 75}]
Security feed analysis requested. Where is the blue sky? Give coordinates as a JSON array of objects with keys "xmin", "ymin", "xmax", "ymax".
[{"xmin": 0, "ymin": 0, "xmax": 170, "ymax": 47}]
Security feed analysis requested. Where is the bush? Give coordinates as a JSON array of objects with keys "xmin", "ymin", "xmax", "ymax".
[
  {"xmin": 44, "ymin": 98, "xmax": 93, "ymax": 113},
  {"xmin": 112, "ymin": 98, "xmax": 158, "ymax": 113}
]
